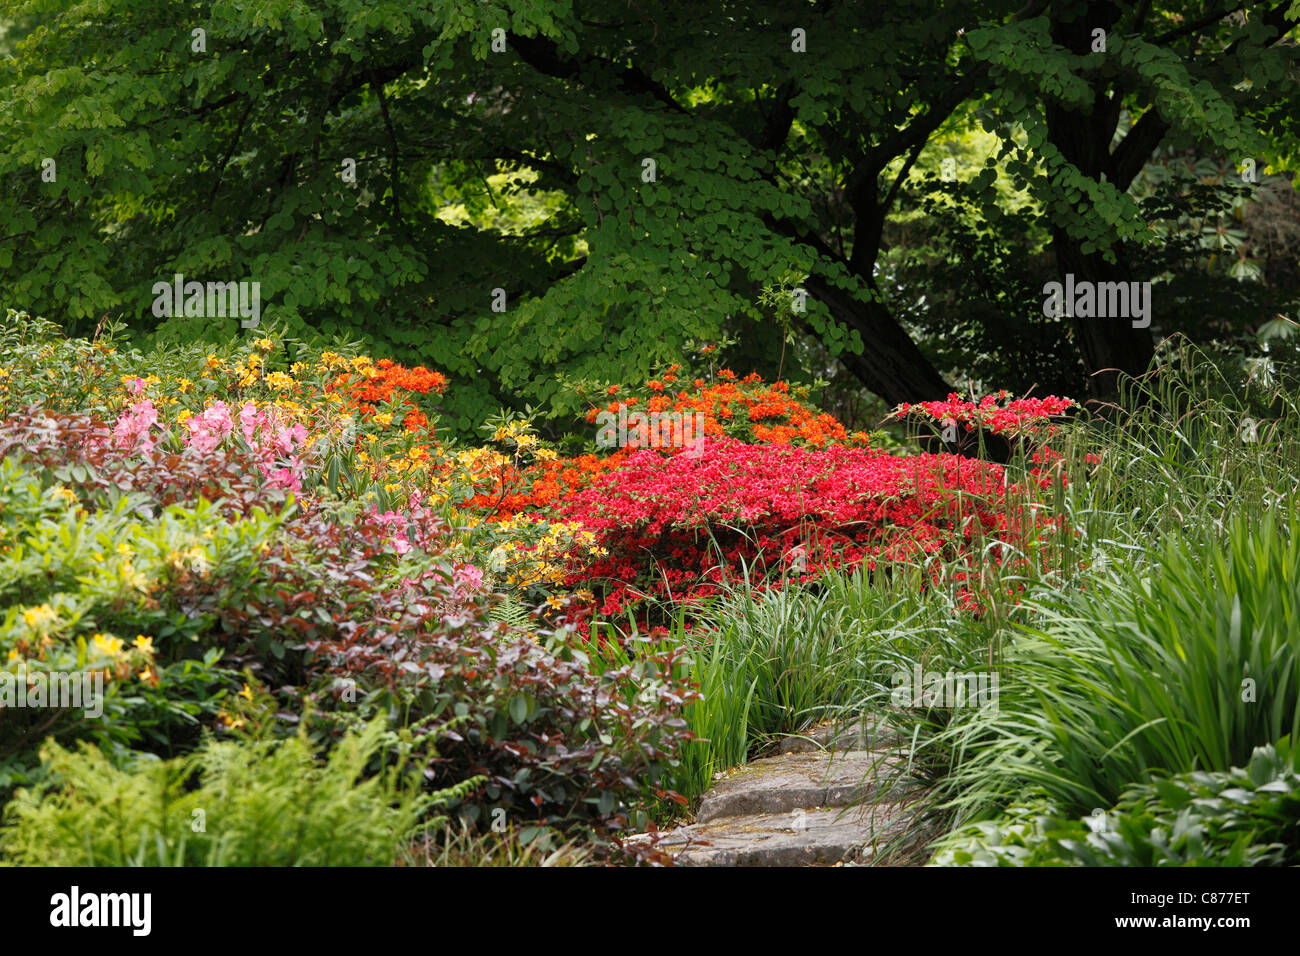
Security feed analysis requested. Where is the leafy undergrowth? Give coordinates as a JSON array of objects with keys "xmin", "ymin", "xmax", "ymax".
[{"xmin": 930, "ymin": 742, "xmax": 1300, "ymax": 867}]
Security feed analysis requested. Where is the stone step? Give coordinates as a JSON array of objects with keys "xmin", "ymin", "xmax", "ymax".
[
  {"xmin": 776, "ymin": 718, "xmax": 904, "ymax": 755},
  {"xmin": 696, "ymin": 749, "xmax": 901, "ymax": 823},
  {"xmin": 659, "ymin": 803, "xmax": 912, "ymax": 866}
]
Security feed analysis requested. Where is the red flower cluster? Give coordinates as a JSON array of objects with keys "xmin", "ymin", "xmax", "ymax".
[
  {"xmin": 558, "ymin": 437, "xmax": 1012, "ymax": 617},
  {"xmin": 893, "ymin": 392, "xmax": 1076, "ymax": 437}
]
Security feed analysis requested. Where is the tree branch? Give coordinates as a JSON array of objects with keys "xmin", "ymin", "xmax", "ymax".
[
  {"xmin": 371, "ymin": 70, "xmax": 402, "ymax": 223},
  {"xmin": 209, "ymin": 97, "xmax": 255, "ymax": 203},
  {"xmin": 509, "ymin": 34, "xmax": 688, "ymax": 114}
]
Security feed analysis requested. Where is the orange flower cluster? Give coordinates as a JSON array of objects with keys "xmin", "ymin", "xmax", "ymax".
[
  {"xmin": 328, "ymin": 359, "xmax": 448, "ymax": 434},
  {"xmin": 465, "ymin": 451, "xmax": 630, "ymax": 519},
  {"xmin": 584, "ymin": 371, "xmax": 868, "ymax": 449}
]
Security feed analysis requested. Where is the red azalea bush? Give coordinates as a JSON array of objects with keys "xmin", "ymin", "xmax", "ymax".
[
  {"xmin": 464, "ymin": 371, "xmax": 876, "ymax": 523},
  {"xmin": 558, "ymin": 436, "xmax": 1012, "ymax": 617},
  {"xmin": 892, "ymin": 392, "xmax": 1077, "ymax": 438}
]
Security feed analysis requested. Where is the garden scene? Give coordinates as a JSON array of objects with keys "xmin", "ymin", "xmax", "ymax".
[{"xmin": 1, "ymin": 0, "xmax": 1299, "ymax": 874}]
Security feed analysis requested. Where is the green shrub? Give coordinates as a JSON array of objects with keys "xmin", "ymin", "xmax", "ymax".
[
  {"xmin": 931, "ymin": 741, "xmax": 1300, "ymax": 867},
  {"xmin": 0, "ymin": 719, "xmax": 477, "ymax": 866}
]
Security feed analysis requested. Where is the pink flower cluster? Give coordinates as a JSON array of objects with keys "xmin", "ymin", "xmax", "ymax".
[
  {"xmin": 111, "ymin": 399, "xmax": 160, "ymax": 453},
  {"xmin": 186, "ymin": 401, "xmax": 307, "ymax": 489},
  {"xmin": 109, "ymin": 399, "xmax": 308, "ymax": 491},
  {"xmin": 365, "ymin": 489, "xmax": 452, "ymax": 557}
]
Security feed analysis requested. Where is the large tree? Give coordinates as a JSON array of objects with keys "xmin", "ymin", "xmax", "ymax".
[
  {"xmin": 1, "ymin": 0, "xmax": 1296, "ymax": 426},
  {"xmin": 971, "ymin": 0, "xmax": 1299, "ymax": 395}
]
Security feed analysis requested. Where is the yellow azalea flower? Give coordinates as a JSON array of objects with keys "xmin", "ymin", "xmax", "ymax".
[
  {"xmin": 133, "ymin": 634, "xmax": 154, "ymax": 655},
  {"xmin": 50, "ymin": 485, "xmax": 77, "ymax": 505},
  {"xmin": 265, "ymin": 371, "xmax": 294, "ymax": 390},
  {"xmin": 93, "ymin": 633, "xmax": 125, "ymax": 657},
  {"xmin": 7, "ymin": 648, "xmax": 20, "ymax": 662},
  {"xmin": 120, "ymin": 560, "xmax": 150, "ymax": 591},
  {"xmin": 176, "ymin": 377, "xmax": 193, "ymax": 393},
  {"xmin": 256, "ymin": 337, "xmax": 274, "ymax": 352},
  {"xmin": 177, "ymin": 409, "xmax": 193, "ymax": 424},
  {"xmin": 545, "ymin": 595, "xmax": 565, "ymax": 610},
  {"xmin": 374, "ymin": 412, "xmax": 393, "ymax": 427},
  {"xmin": 239, "ymin": 683, "xmax": 254, "ymax": 701},
  {"xmin": 22, "ymin": 604, "xmax": 55, "ymax": 630},
  {"xmin": 116, "ymin": 541, "xmax": 132, "ymax": 556},
  {"xmin": 139, "ymin": 668, "xmax": 156, "ymax": 684}
]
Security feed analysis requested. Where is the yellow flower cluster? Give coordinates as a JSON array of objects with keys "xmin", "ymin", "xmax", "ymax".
[
  {"xmin": 487, "ymin": 519, "xmax": 606, "ymax": 589},
  {"xmin": 492, "ymin": 420, "xmax": 539, "ymax": 452},
  {"xmin": 64, "ymin": 632, "xmax": 158, "ymax": 684},
  {"xmin": 21, "ymin": 603, "xmax": 57, "ymax": 633},
  {"xmin": 319, "ymin": 351, "xmax": 349, "ymax": 370}
]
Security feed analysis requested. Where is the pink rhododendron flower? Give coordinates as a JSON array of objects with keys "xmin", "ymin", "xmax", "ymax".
[
  {"xmin": 453, "ymin": 563, "xmax": 484, "ymax": 594},
  {"xmin": 111, "ymin": 399, "xmax": 159, "ymax": 453}
]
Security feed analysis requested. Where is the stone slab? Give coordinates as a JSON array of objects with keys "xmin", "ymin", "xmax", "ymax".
[
  {"xmin": 662, "ymin": 804, "xmax": 912, "ymax": 867},
  {"xmin": 776, "ymin": 718, "xmax": 905, "ymax": 754},
  {"xmin": 696, "ymin": 749, "xmax": 902, "ymax": 823}
]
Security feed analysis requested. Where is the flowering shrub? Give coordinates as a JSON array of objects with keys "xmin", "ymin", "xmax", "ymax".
[
  {"xmin": 559, "ymin": 437, "xmax": 1010, "ymax": 617},
  {"xmin": 580, "ymin": 368, "xmax": 873, "ymax": 448},
  {"xmin": 0, "ymin": 397, "xmax": 695, "ymax": 832},
  {"xmin": 892, "ymin": 391, "xmax": 1076, "ymax": 438}
]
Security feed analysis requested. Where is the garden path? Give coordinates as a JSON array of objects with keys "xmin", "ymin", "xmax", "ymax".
[{"xmin": 647, "ymin": 719, "xmax": 922, "ymax": 866}]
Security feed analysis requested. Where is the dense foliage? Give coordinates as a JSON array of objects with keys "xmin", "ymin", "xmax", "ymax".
[{"xmin": 3, "ymin": 0, "xmax": 1300, "ymax": 871}]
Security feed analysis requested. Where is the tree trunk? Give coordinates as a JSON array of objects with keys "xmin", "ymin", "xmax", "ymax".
[
  {"xmin": 803, "ymin": 275, "xmax": 954, "ymax": 406},
  {"xmin": 803, "ymin": 274, "xmax": 1012, "ymax": 461},
  {"xmin": 1050, "ymin": 232, "xmax": 1156, "ymax": 398},
  {"xmin": 1047, "ymin": 2, "xmax": 1156, "ymax": 400}
]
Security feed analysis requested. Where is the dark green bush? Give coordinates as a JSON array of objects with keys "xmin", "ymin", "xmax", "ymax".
[{"xmin": 931, "ymin": 741, "xmax": 1300, "ymax": 867}]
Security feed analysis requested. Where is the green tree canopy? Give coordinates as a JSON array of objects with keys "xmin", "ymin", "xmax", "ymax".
[{"xmin": 2, "ymin": 1, "xmax": 1297, "ymax": 429}]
